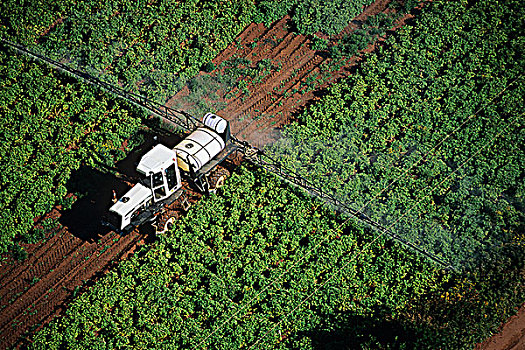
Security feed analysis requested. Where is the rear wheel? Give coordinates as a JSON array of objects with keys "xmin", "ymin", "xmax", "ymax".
[
  {"xmin": 154, "ymin": 210, "xmax": 178, "ymax": 235},
  {"xmin": 208, "ymin": 167, "xmax": 230, "ymax": 193},
  {"xmin": 164, "ymin": 217, "xmax": 175, "ymax": 232}
]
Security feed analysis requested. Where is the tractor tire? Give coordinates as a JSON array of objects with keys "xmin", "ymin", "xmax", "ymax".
[
  {"xmin": 155, "ymin": 210, "xmax": 178, "ymax": 235},
  {"xmin": 208, "ymin": 166, "xmax": 230, "ymax": 193}
]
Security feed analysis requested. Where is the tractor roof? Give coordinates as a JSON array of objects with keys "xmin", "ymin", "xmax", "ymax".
[{"xmin": 137, "ymin": 144, "xmax": 177, "ymax": 175}]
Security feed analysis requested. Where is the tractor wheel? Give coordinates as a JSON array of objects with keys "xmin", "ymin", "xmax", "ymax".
[
  {"xmin": 155, "ymin": 210, "xmax": 178, "ymax": 235},
  {"xmin": 164, "ymin": 217, "xmax": 176, "ymax": 233},
  {"xmin": 215, "ymin": 175, "xmax": 225, "ymax": 189},
  {"xmin": 208, "ymin": 167, "xmax": 230, "ymax": 193}
]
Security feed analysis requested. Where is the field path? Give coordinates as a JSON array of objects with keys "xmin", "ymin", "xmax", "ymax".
[
  {"xmin": 167, "ymin": 0, "xmax": 420, "ymax": 148},
  {"xmin": 477, "ymin": 303, "xmax": 525, "ymax": 350},
  {"xmin": 0, "ymin": 225, "xmax": 143, "ymax": 348}
]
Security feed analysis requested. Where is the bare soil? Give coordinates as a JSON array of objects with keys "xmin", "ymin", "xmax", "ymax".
[
  {"xmin": 476, "ymin": 303, "xmax": 525, "ymax": 350},
  {"xmin": 0, "ymin": 220, "xmax": 144, "ymax": 348},
  {"xmin": 167, "ymin": 0, "xmax": 417, "ymax": 149}
]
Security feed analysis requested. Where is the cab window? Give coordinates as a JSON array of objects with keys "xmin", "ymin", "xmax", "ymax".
[
  {"xmin": 152, "ymin": 172, "xmax": 163, "ymax": 187},
  {"xmin": 165, "ymin": 164, "xmax": 177, "ymax": 190}
]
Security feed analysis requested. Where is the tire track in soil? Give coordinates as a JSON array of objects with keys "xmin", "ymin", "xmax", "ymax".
[
  {"xmin": 3, "ymin": 231, "xmax": 144, "ymax": 349},
  {"xmin": 0, "ymin": 231, "xmax": 83, "ymax": 312},
  {"xmin": 0, "ymin": 210, "xmax": 85, "ymax": 289},
  {"xmin": 0, "ymin": 231, "xmax": 112, "ymax": 328},
  {"xmin": 0, "ymin": 209, "xmax": 64, "ymax": 270},
  {"xmin": 220, "ymin": 35, "xmax": 310, "ymax": 120},
  {"xmin": 241, "ymin": 17, "xmax": 290, "ymax": 61},
  {"xmin": 0, "ymin": 215, "xmax": 147, "ymax": 349},
  {"xmin": 0, "ymin": 224, "xmax": 65, "ymax": 291}
]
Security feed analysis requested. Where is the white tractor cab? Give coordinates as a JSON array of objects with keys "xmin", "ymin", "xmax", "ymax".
[{"xmin": 106, "ymin": 113, "xmax": 236, "ymax": 232}]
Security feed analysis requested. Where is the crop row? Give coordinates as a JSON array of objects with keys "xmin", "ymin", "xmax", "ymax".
[
  {"xmin": 0, "ymin": 50, "xmax": 143, "ymax": 255},
  {"xmin": 266, "ymin": 0, "xmax": 525, "ymax": 271}
]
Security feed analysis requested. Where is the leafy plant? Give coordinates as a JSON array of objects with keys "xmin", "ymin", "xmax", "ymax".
[
  {"xmin": 0, "ymin": 50, "xmax": 142, "ymax": 254},
  {"xmin": 310, "ymin": 35, "xmax": 329, "ymax": 51},
  {"xmin": 293, "ymin": 0, "xmax": 374, "ymax": 35},
  {"xmin": 267, "ymin": 0, "xmax": 525, "ymax": 272}
]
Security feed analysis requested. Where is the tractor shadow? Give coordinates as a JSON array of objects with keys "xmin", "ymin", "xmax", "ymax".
[{"xmin": 60, "ymin": 130, "xmax": 184, "ymax": 242}]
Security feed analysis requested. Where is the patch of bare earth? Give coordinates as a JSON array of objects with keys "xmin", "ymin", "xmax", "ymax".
[
  {"xmin": 0, "ymin": 214, "xmax": 145, "ymax": 349},
  {"xmin": 167, "ymin": 0, "xmax": 420, "ymax": 149},
  {"xmin": 476, "ymin": 303, "xmax": 525, "ymax": 350}
]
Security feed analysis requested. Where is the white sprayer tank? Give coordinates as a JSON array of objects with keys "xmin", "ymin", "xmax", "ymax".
[
  {"xmin": 203, "ymin": 112, "xmax": 227, "ymax": 134},
  {"xmin": 174, "ymin": 127, "xmax": 225, "ymax": 172}
]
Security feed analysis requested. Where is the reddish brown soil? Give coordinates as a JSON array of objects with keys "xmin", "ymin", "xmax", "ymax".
[
  {"xmin": 477, "ymin": 303, "xmax": 525, "ymax": 350},
  {"xmin": 0, "ymin": 214, "xmax": 145, "ymax": 348},
  {"xmin": 167, "ymin": 0, "xmax": 418, "ymax": 149}
]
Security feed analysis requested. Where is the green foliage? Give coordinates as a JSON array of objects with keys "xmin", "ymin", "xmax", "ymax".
[
  {"xmin": 253, "ymin": 0, "xmax": 297, "ymax": 26},
  {"xmin": 267, "ymin": 0, "xmax": 525, "ymax": 271},
  {"xmin": 293, "ymin": 0, "xmax": 373, "ymax": 35},
  {"xmin": 31, "ymin": 165, "xmax": 442, "ymax": 348},
  {"xmin": 202, "ymin": 61, "xmax": 216, "ymax": 73},
  {"xmin": 0, "ymin": 51, "xmax": 142, "ymax": 255},
  {"xmin": 2, "ymin": 0, "xmax": 266, "ymax": 103},
  {"xmin": 253, "ymin": 0, "xmax": 375, "ymax": 36},
  {"xmin": 10, "ymin": 244, "xmax": 28, "ymax": 261},
  {"xmin": 0, "ymin": 0, "xmax": 72, "ymax": 44},
  {"xmin": 330, "ymin": 28, "xmax": 372, "ymax": 58},
  {"xmin": 329, "ymin": 12, "xmax": 396, "ymax": 58},
  {"xmin": 310, "ymin": 35, "xmax": 329, "ymax": 51},
  {"xmin": 403, "ymin": 0, "xmax": 420, "ymax": 13}
]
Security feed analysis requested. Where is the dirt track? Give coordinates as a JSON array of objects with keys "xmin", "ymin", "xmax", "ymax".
[
  {"xmin": 477, "ymin": 303, "xmax": 525, "ymax": 350},
  {"xmin": 168, "ymin": 0, "xmax": 414, "ymax": 149},
  {"xmin": 0, "ymin": 209, "xmax": 145, "ymax": 348}
]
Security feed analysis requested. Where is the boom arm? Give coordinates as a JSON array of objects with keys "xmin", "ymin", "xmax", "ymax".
[{"xmin": 1, "ymin": 38, "xmax": 455, "ymax": 271}]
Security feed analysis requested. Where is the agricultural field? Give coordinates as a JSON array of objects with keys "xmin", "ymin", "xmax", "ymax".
[
  {"xmin": 266, "ymin": 0, "xmax": 525, "ymax": 271},
  {"xmin": 30, "ymin": 165, "xmax": 525, "ymax": 349},
  {"xmin": 0, "ymin": 51, "xmax": 144, "ymax": 255},
  {"xmin": 0, "ymin": 0, "xmax": 524, "ymax": 349},
  {"xmin": 0, "ymin": 0, "xmax": 375, "ymax": 102}
]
